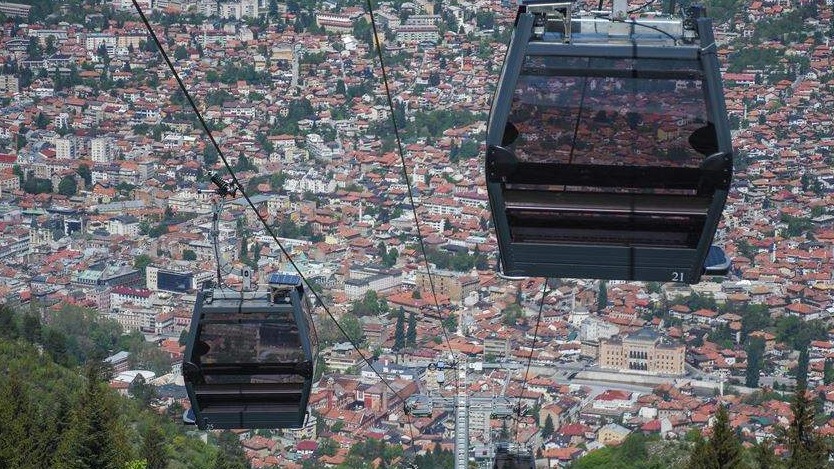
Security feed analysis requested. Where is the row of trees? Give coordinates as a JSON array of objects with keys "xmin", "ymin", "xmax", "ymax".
[
  {"xmin": 425, "ymin": 246, "xmax": 488, "ymax": 272},
  {"xmin": 1, "ymin": 302, "xmax": 171, "ymax": 374},
  {"xmin": 13, "ymin": 164, "xmax": 91, "ymax": 197},
  {"xmin": 393, "ymin": 306, "xmax": 417, "ymax": 351}
]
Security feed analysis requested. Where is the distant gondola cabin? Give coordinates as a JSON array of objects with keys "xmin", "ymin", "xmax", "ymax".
[{"xmin": 182, "ymin": 273, "xmax": 317, "ymax": 429}]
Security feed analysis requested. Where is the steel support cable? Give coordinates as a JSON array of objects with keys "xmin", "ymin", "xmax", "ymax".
[
  {"xmin": 364, "ymin": 0, "xmax": 461, "ymax": 392},
  {"xmin": 512, "ymin": 278, "xmax": 549, "ymax": 444},
  {"xmin": 592, "ymin": 13, "xmax": 680, "ymax": 44},
  {"xmin": 627, "ymin": 0, "xmax": 659, "ymax": 14},
  {"xmin": 131, "ymin": 0, "xmax": 419, "ymax": 452}
]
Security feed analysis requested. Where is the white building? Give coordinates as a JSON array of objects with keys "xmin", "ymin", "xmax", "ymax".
[
  {"xmin": 110, "ymin": 286, "xmax": 153, "ymax": 309},
  {"xmin": 0, "ymin": 75, "xmax": 19, "ymax": 93},
  {"xmin": 108, "ymin": 215, "xmax": 141, "ymax": 237},
  {"xmin": 90, "ymin": 137, "xmax": 114, "ymax": 163},
  {"xmin": 579, "ymin": 317, "xmax": 620, "ymax": 342},
  {"xmin": 395, "ymin": 25, "xmax": 439, "ymax": 43},
  {"xmin": 85, "ymin": 33, "xmax": 117, "ymax": 54},
  {"xmin": 55, "ymin": 137, "xmax": 77, "ymax": 160},
  {"xmin": 219, "ymin": 0, "xmax": 259, "ymax": 20}
]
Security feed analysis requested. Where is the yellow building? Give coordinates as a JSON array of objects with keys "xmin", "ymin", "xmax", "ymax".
[
  {"xmin": 597, "ymin": 423, "xmax": 631, "ymax": 446},
  {"xmin": 599, "ymin": 328, "xmax": 685, "ymax": 375}
]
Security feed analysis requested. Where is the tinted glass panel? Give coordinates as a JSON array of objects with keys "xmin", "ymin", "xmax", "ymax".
[
  {"xmin": 203, "ymin": 374, "xmax": 306, "ymax": 385},
  {"xmin": 197, "ymin": 312, "xmax": 306, "ymax": 364},
  {"xmin": 507, "ymin": 56, "xmax": 709, "ymax": 168}
]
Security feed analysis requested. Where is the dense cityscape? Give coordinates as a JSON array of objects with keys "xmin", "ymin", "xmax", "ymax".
[{"xmin": 0, "ymin": 0, "xmax": 833, "ymax": 468}]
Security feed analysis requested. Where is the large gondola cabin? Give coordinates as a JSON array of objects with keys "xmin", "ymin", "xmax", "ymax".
[{"xmin": 486, "ymin": 1, "xmax": 733, "ymax": 283}]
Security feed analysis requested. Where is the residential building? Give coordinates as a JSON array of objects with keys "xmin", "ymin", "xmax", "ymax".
[
  {"xmin": 104, "ymin": 351, "xmax": 131, "ymax": 374},
  {"xmin": 90, "ymin": 137, "xmax": 114, "ymax": 163},
  {"xmin": 414, "ymin": 269, "xmax": 478, "ymax": 303},
  {"xmin": 316, "ymin": 13, "xmax": 353, "ymax": 33},
  {"xmin": 0, "ymin": 2, "xmax": 31, "ymax": 17},
  {"xmin": 483, "ymin": 333, "xmax": 510, "ymax": 360},
  {"xmin": 55, "ymin": 137, "xmax": 77, "ymax": 160},
  {"xmin": 597, "ymin": 423, "xmax": 632, "ymax": 446},
  {"xmin": 0, "ymin": 74, "xmax": 19, "ymax": 93},
  {"xmin": 395, "ymin": 25, "xmax": 439, "ymax": 43},
  {"xmin": 0, "ymin": 170, "xmax": 20, "ymax": 197}
]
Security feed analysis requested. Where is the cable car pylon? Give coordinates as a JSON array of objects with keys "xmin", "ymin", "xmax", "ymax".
[{"xmin": 403, "ymin": 356, "xmax": 520, "ymax": 469}]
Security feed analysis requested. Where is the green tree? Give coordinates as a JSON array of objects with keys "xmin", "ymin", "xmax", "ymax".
[
  {"xmin": 796, "ymin": 348, "xmax": 809, "ymax": 387},
  {"xmin": 785, "ymin": 350, "xmax": 829, "ymax": 468},
  {"xmin": 341, "ymin": 315, "xmax": 365, "ymax": 346},
  {"xmin": 745, "ymin": 337, "xmax": 765, "ymax": 388},
  {"xmin": 393, "ymin": 307, "xmax": 405, "ymax": 351},
  {"xmin": 406, "ymin": 310, "xmax": 417, "ymax": 347},
  {"xmin": 76, "ymin": 164, "xmax": 92, "ymax": 186},
  {"xmin": 133, "ymin": 254, "xmax": 152, "ymax": 286},
  {"xmin": 352, "ymin": 290, "xmax": 388, "ymax": 317},
  {"xmin": 43, "ymin": 328, "xmax": 72, "ymax": 366},
  {"xmin": 12, "ymin": 164, "xmax": 23, "ymax": 184},
  {"xmin": 27, "ymin": 37, "xmax": 43, "ymax": 59},
  {"xmin": 23, "ymin": 175, "xmax": 53, "ymax": 194},
  {"xmin": 213, "ymin": 431, "xmax": 248, "ymax": 469},
  {"xmin": 0, "ymin": 305, "xmax": 19, "ymax": 339},
  {"xmin": 443, "ymin": 313, "xmax": 458, "ymax": 332},
  {"xmin": 317, "ymin": 438, "xmax": 338, "ymax": 457},
  {"xmin": 740, "ymin": 303, "xmax": 770, "ymax": 342},
  {"xmin": 129, "ymin": 374, "xmax": 157, "ymax": 408},
  {"xmin": 203, "ymin": 145, "xmax": 219, "ymax": 166},
  {"xmin": 21, "ymin": 312, "xmax": 42, "ymax": 343},
  {"xmin": 141, "ymin": 424, "xmax": 167, "ymax": 469},
  {"xmin": 751, "ymin": 439, "xmax": 780, "ymax": 469},
  {"xmin": 97, "ymin": 43, "xmax": 110, "ymax": 65},
  {"xmin": 502, "ymin": 304, "xmax": 523, "ymax": 326},
  {"xmin": 58, "ymin": 175, "xmax": 78, "ymax": 196},
  {"xmin": 824, "ymin": 359, "xmax": 834, "ymax": 386},
  {"xmin": 686, "ymin": 404, "xmax": 743, "ymax": 469},
  {"xmin": 174, "ymin": 45, "xmax": 188, "ymax": 60},
  {"xmin": 598, "ymin": 281, "xmax": 608, "ymax": 311},
  {"xmin": 775, "ymin": 316, "xmax": 827, "ymax": 350},
  {"xmin": 0, "ymin": 373, "xmax": 38, "ymax": 468},
  {"xmin": 54, "ymin": 365, "xmax": 132, "ymax": 469},
  {"xmin": 542, "ymin": 414, "xmax": 555, "ymax": 439},
  {"xmin": 182, "ymin": 249, "xmax": 197, "ymax": 261},
  {"xmin": 35, "ymin": 112, "xmax": 48, "ymax": 129}
]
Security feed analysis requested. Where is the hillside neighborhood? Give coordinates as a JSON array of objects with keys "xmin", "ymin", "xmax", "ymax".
[{"xmin": 1, "ymin": 0, "xmax": 834, "ymax": 467}]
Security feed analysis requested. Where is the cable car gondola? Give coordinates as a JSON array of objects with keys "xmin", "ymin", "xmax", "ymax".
[
  {"xmin": 182, "ymin": 273, "xmax": 317, "ymax": 429},
  {"xmin": 486, "ymin": 0, "xmax": 733, "ymax": 284}
]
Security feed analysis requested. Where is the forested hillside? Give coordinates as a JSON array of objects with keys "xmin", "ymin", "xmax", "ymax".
[{"xmin": 0, "ymin": 304, "xmax": 223, "ymax": 469}]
